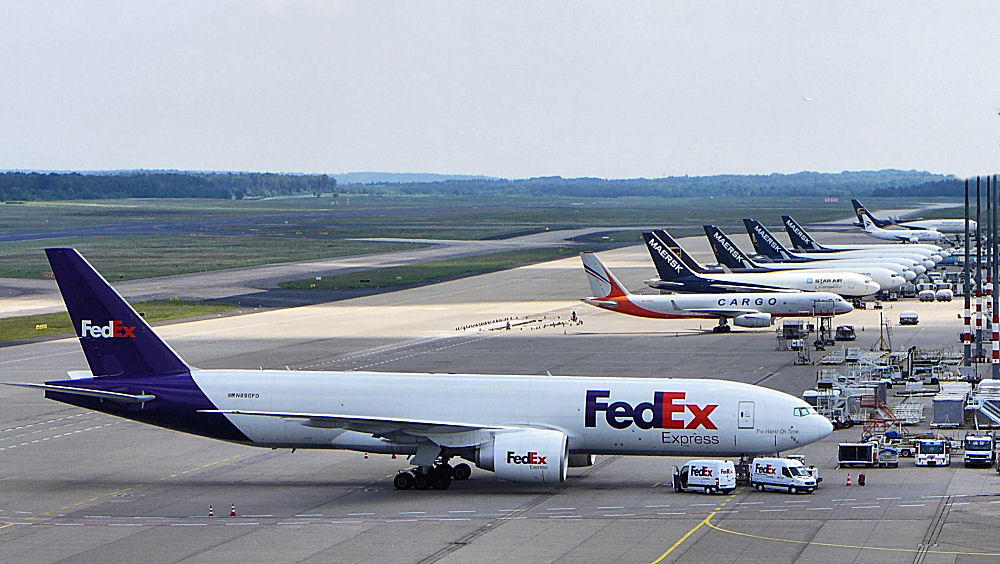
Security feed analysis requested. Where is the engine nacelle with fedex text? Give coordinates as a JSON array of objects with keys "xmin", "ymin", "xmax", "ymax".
[{"xmin": 5, "ymin": 249, "xmax": 833, "ymax": 490}]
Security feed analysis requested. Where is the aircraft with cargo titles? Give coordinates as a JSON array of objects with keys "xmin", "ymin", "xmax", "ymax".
[
  {"xmin": 641, "ymin": 231, "xmax": 881, "ymax": 297},
  {"xmin": 580, "ymin": 251, "xmax": 853, "ymax": 333},
  {"xmin": 6, "ymin": 249, "xmax": 834, "ymax": 491}
]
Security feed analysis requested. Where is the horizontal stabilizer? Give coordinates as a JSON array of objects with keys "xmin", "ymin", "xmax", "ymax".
[{"xmin": 4, "ymin": 382, "xmax": 156, "ymax": 403}]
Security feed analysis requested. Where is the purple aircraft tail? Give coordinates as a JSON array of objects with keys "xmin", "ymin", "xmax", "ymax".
[{"xmin": 46, "ymin": 248, "xmax": 189, "ymax": 378}]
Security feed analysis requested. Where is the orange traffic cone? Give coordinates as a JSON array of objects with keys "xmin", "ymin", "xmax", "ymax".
[
  {"xmin": 846, "ymin": 473, "xmax": 852, "ymax": 486},
  {"xmin": 209, "ymin": 505, "xmax": 214, "ymax": 517},
  {"xmin": 230, "ymin": 503, "xmax": 237, "ymax": 517}
]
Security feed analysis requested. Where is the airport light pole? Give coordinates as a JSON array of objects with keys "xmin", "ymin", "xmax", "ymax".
[
  {"xmin": 986, "ymin": 174, "xmax": 1000, "ymax": 380},
  {"xmin": 976, "ymin": 176, "xmax": 983, "ymax": 362},
  {"xmin": 964, "ymin": 177, "xmax": 972, "ymax": 366}
]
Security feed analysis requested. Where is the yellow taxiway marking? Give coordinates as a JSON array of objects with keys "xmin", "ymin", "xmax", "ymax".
[
  {"xmin": 705, "ymin": 515, "xmax": 1000, "ymax": 557},
  {"xmin": 649, "ymin": 488, "xmax": 741, "ymax": 564}
]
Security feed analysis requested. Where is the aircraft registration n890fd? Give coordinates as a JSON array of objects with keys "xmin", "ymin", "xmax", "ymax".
[
  {"xmin": 581, "ymin": 251, "xmax": 853, "ymax": 332},
  {"xmin": 6, "ymin": 249, "xmax": 834, "ymax": 491}
]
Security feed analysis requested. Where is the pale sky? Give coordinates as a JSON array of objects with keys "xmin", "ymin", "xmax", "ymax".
[{"xmin": 1, "ymin": 1, "xmax": 998, "ymax": 178}]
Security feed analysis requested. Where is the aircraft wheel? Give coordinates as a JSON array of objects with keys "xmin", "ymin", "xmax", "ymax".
[
  {"xmin": 414, "ymin": 472, "xmax": 431, "ymax": 490},
  {"xmin": 452, "ymin": 463, "xmax": 472, "ymax": 481},
  {"xmin": 431, "ymin": 470, "xmax": 452, "ymax": 490},
  {"xmin": 393, "ymin": 472, "xmax": 414, "ymax": 490}
]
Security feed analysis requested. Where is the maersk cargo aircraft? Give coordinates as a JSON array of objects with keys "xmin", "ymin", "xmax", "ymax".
[
  {"xmin": 743, "ymin": 218, "xmax": 937, "ymax": 271},
  {"xmin": 580, "ymin": 251, "xmax": 852, "ymax": 333},
  {"xmin": 6, "ymin": 249, "xmax": 834, "ymax": 490},
  {"xmin": 780, "ymin": 215, "xmax": 948, "ymax": 257},
  {"xmin": 641, "ymin": 231, "xmax": 881, "ymax": 297},
  {"xmin": 702, "ymin": 225, "xmax": 910, "ymax": 287}
]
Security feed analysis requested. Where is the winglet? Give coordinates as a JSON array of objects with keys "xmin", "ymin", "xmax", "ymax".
[{"xmin": 45, "ymin": 248, "xmax": 189, "ymax": 378}]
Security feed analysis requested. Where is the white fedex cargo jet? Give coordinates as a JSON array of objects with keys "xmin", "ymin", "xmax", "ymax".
[
  {"xmin": 6, "ymin": 249, "xmax": 834, "ymax": 490},
  {"xmin": 581, "ymin": 251, "xmax": 853, "ymax": 332}
]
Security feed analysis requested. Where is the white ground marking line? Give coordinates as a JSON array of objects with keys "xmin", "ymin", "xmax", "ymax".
[
  {"xmin": 603, "ymin": 514, "xmax": 636, "ymax": 518},
  {"xmin": 448, "ymin": 510, "xmax": 475, "ymax": 514},
  {"xmin": 783, "ymin": 500, "xmax": 810, "ymax": 504},
  {"xmin": 952, "ymin": 502, "xmax": 971, "ymax": 506},
  {"xmin": 923, "ymin": 495, "xmax": 949, "ymax": 499},
  {"xmin": 244, "ymin": 515, "xmax": 273, "ymax": 518},
  {"xmin": 644, "ymin": 504, "xmax": 671, "ymax": 508},
  {"xmin": 851, "ymin": 506, "xmax": 881, "ymax": 509},
  {"xmin": 806, "ymin": 507, "xmax": 833, "ymax": 511},
  {"xmin": 657, "ymin": 512, "xmax": 686, "ymax": 516},
  {"xmin": 990, "ymin": 501, "xmax": 1000, "ymax": 504},
  {"xmin": 899, "ymin": 504, "xmax": 926, "ymax": 507},
  {"xmin": 734, "ymin": 501, "xmax": 763, "ymax": 505},
  {"xmin": 596, "ymin": 506, "xmax": 624, "ymax": 510},
  {"xmin": 400, "ymin": 511, "xmax": 426, "ymax": 515},
  {"xmin": 348, "ymin": 513, "xmax": 375, "ymax": 516},
  {"xmin": 171, "ymin": 523, "xmax": 207, "ymax": 527},
  {"xmin": 546, "ymin": 507, "xmax": 574, "ymax": 511},
  {"xmin": 549, "ymin": 515, "xmax": 582, "ymax": 519},
  {"xmin": 760, "ymin": 509, "xmax": 788, "ymax": 512},
  {"xmin": 438, "ymin": 518, "xmax": 470, "ymax": 522},
  {"xmin": 226, "ymin": 522, "xmax": 259, "ymax": 526},
  {"xmin": 689, "ymin": 503, "xmax": 715, "ymax": 507},
  {"xmin": 876, "ymin": 497, "xmax": 902, "ymax": 500},
  {"xmin": 498, "ymin": 509, "xmax": 523, "ymax": 513},
  {"xmin": 830, "ymin": 498, "xmax": 856, "ymax": 502}
]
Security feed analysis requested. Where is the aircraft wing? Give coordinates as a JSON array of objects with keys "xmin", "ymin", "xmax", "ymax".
[
  {"xmin": 200, "ymin": 409, "xmax": 510, "ymax": 437},
  {"xmin": 680, "ymin": 307, "xmax": 760, "ymax": 318}
]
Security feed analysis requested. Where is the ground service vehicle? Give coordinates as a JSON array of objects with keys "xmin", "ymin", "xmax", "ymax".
[
  {"xmin": 750, "ymin": 457, "xmax": 817, "ymax": 493},
  {"xmin": 918, "ymin": 290, "xmax": 936, "ymax": 302},
  {"xmin": 838, "ymin": 442, "xmax": 878, "ymax": 467},
  {"xmin": 835, "ymin": 325, "xmax": 857, "ymax": 341},
  {"xmin": 915, "ymin": 439, "xmax": 951, "ymax": 466},
  {"xmin": 963, "ymin": 434, "xmax": 995, "ymax": 467},
  {"xmin": 899, "ymin": 311, "xmax": 919, "ymax": 325},
  {"xmin": 672, "ymin": 459, "xmax": 736, "ymax": 494}
]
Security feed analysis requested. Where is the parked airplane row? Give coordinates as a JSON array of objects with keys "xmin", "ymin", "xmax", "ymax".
[{"xmin": 7, "ymin": 248, "xmax": 835, "ymax": 491}]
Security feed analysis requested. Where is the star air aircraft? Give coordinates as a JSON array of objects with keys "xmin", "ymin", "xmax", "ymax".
[
  {"xmin": 6, "ymin": 249, "xmax": 834, "ymax": 491},
  {"xmin": 580, "ymin": 251, "xmax": 852, "ymax": 333}
]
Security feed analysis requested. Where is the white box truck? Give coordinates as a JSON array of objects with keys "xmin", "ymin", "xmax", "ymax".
[
  {"xmin": 672, "ymin": 459, "xmax": 736, "ymax": 494},
  {"xmin": 915, "ymin": 439, "xmax": 951, "ymax": 466},
  {"xmin": 750, "ymin": 457, "xmax": 817, "ymax": 494}
]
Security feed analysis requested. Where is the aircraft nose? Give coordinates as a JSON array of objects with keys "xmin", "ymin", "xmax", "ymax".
[
  {"xmin": 902, "ymin": 271, "xmax": 916, "ymax": 281},
  {"xmin": 922, "ymin": 259, "xmax": 935, "ymax": 269},
  {"xmin": 865, "ymin": 281, "xmax": 881, "ymax": 295},
  {"xmin": 816, "ymin": 415, "xmax": 834, "ymax": 439},
  {"xmin": 913, "ymin": 265, "xmax": 926, "ymax": 275},
  {"xmin": 838, "ymin": 299, "xmax": 854, "ymax": 314}
]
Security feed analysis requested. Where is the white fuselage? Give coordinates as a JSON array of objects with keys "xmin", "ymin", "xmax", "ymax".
[
  {"xmin": 893, "ymin": 219, "xmax": 973, "ymax": 234},
  {"xmin": 676, "ymin": 270, "xmax": 880, "ymax": 297},
  {"xmin": 192, "ymin": 370, "xmax": 834, "ymax": 457},
  {"xmin": 749, "ymin": 263, "xmax": 908, "ymax": 288},
  {"xmin": 585, "ymin": 291, "xmax": 852, "ymax": 319}
]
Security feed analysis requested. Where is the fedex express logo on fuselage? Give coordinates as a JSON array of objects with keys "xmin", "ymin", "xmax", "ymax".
[
  {"xmin": 80, "ymin": 319, "xmax": 136, "ymax": 339},
  {"xmin": 646, "ymin": 238, "xmax": 684, "ymax": 274},
  {"xmin": 585, "ymin": 390, "xmax": 718, "ymax": 430}
]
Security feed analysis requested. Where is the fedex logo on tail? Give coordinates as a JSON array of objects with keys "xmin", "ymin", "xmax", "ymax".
[
  {"xmin": 585, "ymin": 390, "xmax": 718, "ymax": 430},
  {"xmin": 80, "ymin": 319, "xmax": 136, "ymax": 339}
]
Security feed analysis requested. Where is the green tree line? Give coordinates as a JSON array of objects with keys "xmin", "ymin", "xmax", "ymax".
[{"xmin": 0, "ymin": 171, "xmax": 337, "ymax": 201}]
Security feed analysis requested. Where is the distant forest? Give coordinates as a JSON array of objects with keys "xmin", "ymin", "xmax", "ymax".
[
  {"xmin": 873, "ymin": 177, "xmax": 997, "ymax": 198},
  {"xmin": 0, "ymin": 169, "xmax": 951, "ymax": 201},
  {"xmin": 0, "ymin": 171, "xmax": 337, "ymax": 201}
]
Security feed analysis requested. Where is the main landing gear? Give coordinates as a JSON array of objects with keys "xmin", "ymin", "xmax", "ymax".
[
  {"xmin": 393, "ymin": 461, "xmax": 473, "ymax": 491},
  {"xmin": 712, "ymin": 319, "xmax": 732, "ymax": 333}
]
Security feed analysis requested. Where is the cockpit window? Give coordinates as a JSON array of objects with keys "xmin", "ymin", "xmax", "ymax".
[{"xmin": 793, "ymin": 407, "xmax": 817, "ymax": 417}]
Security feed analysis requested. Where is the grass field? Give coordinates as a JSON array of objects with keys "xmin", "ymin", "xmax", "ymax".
[
  {"xmin": 0, "ymin": 195, "xmax": 962, "ymax": 279},
  {"xmin": 280, "ymin": 247, "xmax": 580, "ymax": 289},
  {"xmin": 0, "ymin": 237, "xmax": 421, "ymax": 280},
  {"xmin": 0, "ymin": 300, "xmax": 241, "ymax": 343}
]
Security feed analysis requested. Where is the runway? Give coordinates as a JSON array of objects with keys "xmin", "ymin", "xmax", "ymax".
[{"xmin": 2, "ymin": 239, "xmax": 997, "ymax": 563}]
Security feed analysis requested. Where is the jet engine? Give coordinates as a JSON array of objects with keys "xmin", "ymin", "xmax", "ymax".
[
  {"xmin": 475, "ymin": 428, "xmax": 568, "ymax": 483},
  {"xmin": 733, "ymin": 312, "xmax": 772, "ymax": 328},
  {"xmin": 568, "ymin": 453, "xmax": 596, "ymax": 467}
]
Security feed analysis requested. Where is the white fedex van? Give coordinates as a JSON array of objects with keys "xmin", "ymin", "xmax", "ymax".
[
  {"xmin": 672, "ymin": 459, "xmax": 736, "ymax": 494},
  {"xmin": 750, "ymin": 457, "xmax": 817, "ymax": 494}
]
